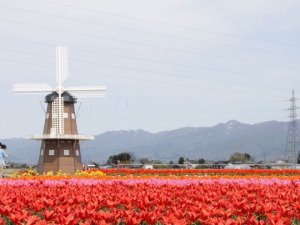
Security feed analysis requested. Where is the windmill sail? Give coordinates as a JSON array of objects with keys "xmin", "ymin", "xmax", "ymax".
[
  {"xmin": 56, "ymin": 46, "xmax": 68, "ymax": 84},
  {"xmin": 55, "ymin": 46, "xmax": 69, "ymax": 135},
  {"xmin": 66, "ymin": 86, "xmax": 107, "ymax": 98},
  {"xmin": 13, "ymin": 83, "xmax": 53, "ymax": 94},
  {"xmin": 51, "ymin": 96, "xmax": 64, "ymax": 135}
]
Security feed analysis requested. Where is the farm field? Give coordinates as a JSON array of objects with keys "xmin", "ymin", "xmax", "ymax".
[{"xmin": 0, "ymin": 169, "xmax": 300, "ymax": 224}]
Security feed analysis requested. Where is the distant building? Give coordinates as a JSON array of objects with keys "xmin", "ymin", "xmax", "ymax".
[
  {"xmin": 213, "ymin": 161, "xmax": 228, "ymax": 169},
  {"xmin": 224, "ymin": 163, "xmax": 251, "ymax": 169},
  {"xmin": 142, "ymin": 164, "xmax": 153, "ymax": 169}
]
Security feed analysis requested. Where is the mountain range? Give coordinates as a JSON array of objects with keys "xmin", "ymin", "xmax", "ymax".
[{"xmin": 1, "ymin": 120, "xmax": 290, "ymax": 164}]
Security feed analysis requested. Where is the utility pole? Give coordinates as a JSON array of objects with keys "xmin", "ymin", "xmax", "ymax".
[{"xmin": 284, "ymin": 90, "xmax": 299, "ymax": 164}]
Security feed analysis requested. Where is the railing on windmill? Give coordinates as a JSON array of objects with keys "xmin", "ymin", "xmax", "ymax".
[{"xmin": 27, "ymin": 134, "xmax": 94, "ymax": 141}]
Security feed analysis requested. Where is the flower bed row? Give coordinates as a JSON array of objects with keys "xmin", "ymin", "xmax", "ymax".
[
  {"xmin": 0, "ymin": 178, "xmax": 299, "ymax": 224},
  {"xmin": 13, "ymin": 169, "xmax": 300, "ymax": 179},
  {"xmin": 86, "ymin": 168, "xmax": 300, "ymax": 176}
]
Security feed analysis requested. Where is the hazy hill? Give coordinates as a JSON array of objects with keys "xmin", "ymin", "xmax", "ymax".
[{"xmin": 1, "ymin": 120, "xmax": 289, "ymax": 164}]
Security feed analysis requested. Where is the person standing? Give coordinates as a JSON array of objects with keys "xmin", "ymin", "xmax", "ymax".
[{"xmin": 0, "ymin": 144, "xmax": 11, "ymax": 178}]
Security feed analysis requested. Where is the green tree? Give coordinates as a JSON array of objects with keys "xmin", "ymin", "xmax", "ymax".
[
  {"xmin": 229, "ymin": 152, "xmax": 253, "ymax": 163},
  {"xmin": 244, "ymin": 153, "xmax": 252, "ymax": 161},
  {"xmin": 108, "ymin": 152, "xmax": 132, "ymax": 165},
  {"xmin": 198, "ymin": 158, "xmax": 205, "ymax": 164},
  {"xmin": 229, "ymin": 152, "xmax": 244, "ymax": 162},
  {"xmin": 178, "ymin": 157, "xmax": 185, "ymax": 164},
  {"xmin": 140, "ymin": 158, "xmax": 150, "ymax": 164}
]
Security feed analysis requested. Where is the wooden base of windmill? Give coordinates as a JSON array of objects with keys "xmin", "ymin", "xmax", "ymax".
[
  {"xmin": 37, "ymin": 139, "xmax": 83, "ymax": 174},
  {"xmin": 36, "ymin": 92, "xmax": 86, "ymax": 175}
]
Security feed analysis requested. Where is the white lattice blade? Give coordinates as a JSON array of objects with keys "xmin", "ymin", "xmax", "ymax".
[
  {"xmin": 13, "ymin": 83, "xmax": 54, "ymax": 94},
  {"xmin": 66, "ymin": 86, "xmax": 107, "ymax": 97},
  {"xmin": 56, "ymin": 46, "xmax": 68, "ymax": 84},
  {"xmin": 52, "ymin": 96, "xmax": 64, "ymax": 135}
]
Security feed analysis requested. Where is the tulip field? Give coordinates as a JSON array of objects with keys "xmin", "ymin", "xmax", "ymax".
[{"xmin": 0, "ymin": 169, "xmax": 300, "ymax": 224}]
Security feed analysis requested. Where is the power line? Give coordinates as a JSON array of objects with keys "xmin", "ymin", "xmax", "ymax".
[
  {"xmin": 0, "ymin": 36, "xmax": 54, "ymax": 48},
  {"xmin": 34, "ymin": 0, "xmax": 300, "ymax": 48},
  {"xmin": 0, "ymin": 47, "xmax": 292, "ymax": 92},
  {"xmin": 0, "ymin": 4, "xmax": 298, "ymax": 57},
  {"xmin": 0, "ymin": 18, "xmax": 298, "ymax": 70},
  {"xmin": 1, "ymin": 36, "xmax": 299, "ymax": 81},
  {"xmin": 67, "ymin": 48, "xmax": 300, "ymax": 82},
  {"xmin": 0, "ymin": 57, "xmax": 285, "ymax": 99},
  {"xmin": 2, "ymin": 36, "xmax": 299, "ymax": 83},
  {"xmin": 71, "ymin": 60, "xmax": 290, "ymax": 92}
]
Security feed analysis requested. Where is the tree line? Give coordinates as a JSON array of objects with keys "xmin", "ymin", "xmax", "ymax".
[{"xmin": 98, "ymin": 152, "xmax": 255, "ymax": 166}]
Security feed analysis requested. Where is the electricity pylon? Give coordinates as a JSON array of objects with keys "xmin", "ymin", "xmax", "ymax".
[{"xmin": 284, "ymin": 90, "xmax": 299, "ymax": 164}]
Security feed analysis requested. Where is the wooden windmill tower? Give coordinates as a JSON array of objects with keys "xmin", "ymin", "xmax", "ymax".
[{"xmin": 13, "ymin": 46, "xmax": 106, "ymax": 174}]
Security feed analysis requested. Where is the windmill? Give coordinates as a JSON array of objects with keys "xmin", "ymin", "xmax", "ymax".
[{"xmin": 13, "ymin": 46, "xmax": 106, "ymax": 174}]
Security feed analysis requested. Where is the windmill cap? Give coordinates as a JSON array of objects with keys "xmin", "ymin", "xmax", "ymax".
[{"xmin": 45, "ymin": 91, "xmax": 77, "ymax": 103}]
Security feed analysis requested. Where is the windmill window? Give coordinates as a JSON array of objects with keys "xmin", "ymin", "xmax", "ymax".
[
  {"xmin": 41, "ymin": 150, "xmax": 44, "ymax": 156},
  {"xmin": 64, "ymin": 150, "xmax": 70, "ymax": 156},
  {"xmin": 46, "ymin": 113, "xmax": 49, "ymax": 119},
  {"xmin": 71, "ymin": 113, "xmax": 75, "ymax": 119},
  {"xmin": 64, "ymin": 113, "xmax": 68, "ymax": 118},
  {"xmin": 76, "ymin": 150, "xmax": 80, "ymax": 156},
  {"xmin": 49, "ymin": 150, "xmax": 55, "ymax": 156}
]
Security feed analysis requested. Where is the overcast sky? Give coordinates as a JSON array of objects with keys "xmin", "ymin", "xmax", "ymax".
[{"xmin": 0, "ymin": 0, "xmax": 300, "ymax": 139}]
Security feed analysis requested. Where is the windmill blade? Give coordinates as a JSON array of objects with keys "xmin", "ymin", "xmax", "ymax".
[
  {"xmin": 13, "ymin": 83, "xmax": 54, "ymax": 94},
  {"xmin": 66, "ymin": 86, "xmax": 107, "ymax": 98},
  {"xmin": 56, "ymin": 46, "xmax": 68, "ymax": 84},
  {"xmin": 51, "ymin": 96, "xmax": 64, "ymax": 135}
]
